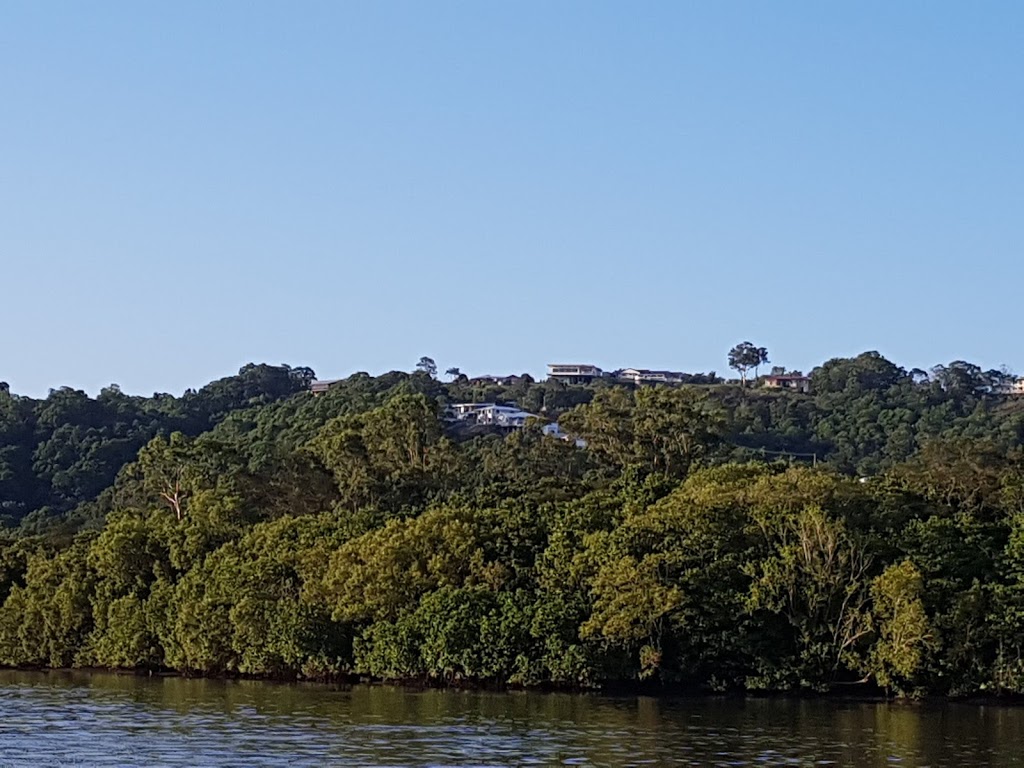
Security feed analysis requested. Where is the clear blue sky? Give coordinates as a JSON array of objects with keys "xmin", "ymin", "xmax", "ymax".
[{"xmin": 3, "ymin": 2, "xmax": 1022, "ymax": 397}]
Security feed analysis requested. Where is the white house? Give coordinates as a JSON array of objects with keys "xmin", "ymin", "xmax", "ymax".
[
  {"xmin": 1002, "ymin": 378, "xmax": 1024, "ymax": 396},
  {"xmin": 542, "ymin": 422, "xmax": 587, "ymax": 448},
  {"xmin": 547, "ymin": 364, "xmax": 603, "ymax": 384},
  {"xmin": 448, "ymin": 402, "xmax": 538, "ymax": 428},
  {"xmin": 616, "ymin": 368, "xmax": 686, "ymax": 385},
  {"xmin": 476, "ymin": 404, "xmax": 537, "ymax": 428},
  {"xmin": 448, "ymin": 402, "xmax": 496, "ymax": 419},
  {"xmin": 542, "ymin": 422, "xmax": 566, "ymax": 439}
]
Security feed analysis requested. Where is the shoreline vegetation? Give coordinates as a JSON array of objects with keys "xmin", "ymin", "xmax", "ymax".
[
  {"xmin": 2, "ymin": 353, "xmax": 1024, "ymax": 699},
  {"xmin": 0, "ymin": 665, "xmax": 933, "ymax": 701},
  {"xmin": 4, "ymin": 665, "xmax": 1023, "ymax": 707}
]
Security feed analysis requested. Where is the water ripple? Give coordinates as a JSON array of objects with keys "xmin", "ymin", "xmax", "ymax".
[{"xmin": 0, "ymin": 673, "xmax": 1018, "ymax": 766}]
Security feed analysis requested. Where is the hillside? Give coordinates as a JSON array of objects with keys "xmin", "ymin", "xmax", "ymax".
[{"xmin": 0, "ymin": 352, "xmax": 1022, "ymax": 696}]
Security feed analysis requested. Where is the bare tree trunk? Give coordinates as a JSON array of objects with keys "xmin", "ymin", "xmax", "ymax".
[{"xmin": 160, "ymin": 470, "xmax": 185, "ymax": 520}]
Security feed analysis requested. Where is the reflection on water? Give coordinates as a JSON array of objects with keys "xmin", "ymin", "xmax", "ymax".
[{"xmin": 0, "ymin": 671, "xmax": 1019, "ymax": 766}]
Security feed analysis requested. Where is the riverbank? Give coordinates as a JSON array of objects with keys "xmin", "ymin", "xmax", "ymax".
[{"xmin": 0, "ymin": 663, "xmax": 973, "ymax": 704}]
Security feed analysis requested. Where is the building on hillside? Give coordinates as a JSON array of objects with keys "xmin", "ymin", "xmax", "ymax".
[
  {"xmin": 1001, "ymin": 378, "xmax": 1024, "ymax": 396},
  {"xmin": 447, "ymin": 402, "xmax": 496, "ymax": 420},
  {"xmin": 547, "ymin": 364, "xmax": 603, "ymax": 384},
  {"xmin": 475, "ymin": 404, "xmax": 536, "ymax": 429},
  {"xmin": 310, "ymin": 379, "xmax": 341, "ymax": 395},
  {"xmin": 447, "ymin": 402, "xmax": 538, "ymax": 429},
  {"xmin": 542, "ymin": 422, "xmax": 588, "ymax": 448},
  {"xmin": 616, "ymin": 368, "xmax": 686, "ymax": 385},
  {"xmin": 467, "ymin": 374, "xmax": 529, "ymax": 386},
  {"xmin": 542, "ymin": 422, "xmax": 567, "ymax": 439},
  {"xmin": 762, "ymin": 374, "xmax": 812, "ymax": 394}
]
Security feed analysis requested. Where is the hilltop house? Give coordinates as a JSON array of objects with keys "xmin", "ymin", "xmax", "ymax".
[
  {"xmin": 476, "ymin": 404, "xmax": 536, "ymax": 428},
  {"xmin": 762, "ymin": 374, "xmax": 812, "ymax": 394},
  {"xmin": 310, "ymin": 379, "xmax": 341, "ymax": 395},
  {"xmin": 616, "ymin": 368, "xmax": 686, "ymax": 385},
  {"xmin": 467, "ymin": 374, "xmax": 530, "ymax": 386},
  {"xmin": 1000, "ymin": 378, "xmax": 1024, "ymax": 396},
  {"xmin": 447, "ymin": 403, "xmax": 538, "ymax": 429},
  {"xmin": 547, "ymin": 364, "xmax": 603, "ymax": 384},
  {"xmin": 448, "ymin": 402, "xmax": 495, "ymax": 419}
]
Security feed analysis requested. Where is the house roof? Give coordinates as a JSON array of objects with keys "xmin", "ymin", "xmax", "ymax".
[
  {"xmin": 620, "ymin": 368, "xmax": 684, "ymax": 377},
  {"xmin": 480, "ymin": 404, "xmax": 532, "ymax": 414}
]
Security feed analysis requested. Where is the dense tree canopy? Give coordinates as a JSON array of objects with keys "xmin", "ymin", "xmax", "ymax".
[
  {"xmin": 0, "ymin": 364, "xmax": 313, "ymax": 526},
  {"xmin": 1, "ymin": 352, "xmax": 1024, "ymax": 696}
]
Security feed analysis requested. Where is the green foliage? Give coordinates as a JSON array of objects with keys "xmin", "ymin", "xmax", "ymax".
[
  {"xmin": 561, "ymin": 387, "xmax": 723, "ymax": 477},
  {"xmin": 745, "ymin": 505, "xmax": 872, "ymax": 690},
  {"xmin": 0, "ymin": 538, "xmax": 95, "ymax": 667},
  {"xmin": 867, "ymin": 560, "xmax": 934, "ymax": 695},
  {"xmin": 356, "ymin": 587, "xmax": 532, "ymax": 683},
  {"xmin": 309, "ymin": 394, "xmax": 460, "ymax": 513},
  {"xmin": 0, "ymin": 356, "xmax": 1022, "ymax": 697},
  {"xmin": 322, "ymin": 505, "xmax": 501, "ymax": 623},
  {"xmin": 0, "ymin": 364, "xmax": 311, "ymax": 523}
]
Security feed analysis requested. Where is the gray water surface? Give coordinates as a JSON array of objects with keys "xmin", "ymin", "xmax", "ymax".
[{"xmin": 0, "ymin": 671, "xmax": 1019, "ymax": 766}]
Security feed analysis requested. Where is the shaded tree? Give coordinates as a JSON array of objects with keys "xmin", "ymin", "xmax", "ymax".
[
  {"xmin": 416, "ymin": 357, "xmax": 438, "ymax": 378},
  {"xmin": 728, "ymin": 342, "xmax": 770, "ymax": 387}
]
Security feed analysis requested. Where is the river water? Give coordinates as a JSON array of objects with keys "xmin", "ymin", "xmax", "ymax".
[{"xmin": 0, "ymin": 671, "xmax": 1021, "ymax": 766}]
